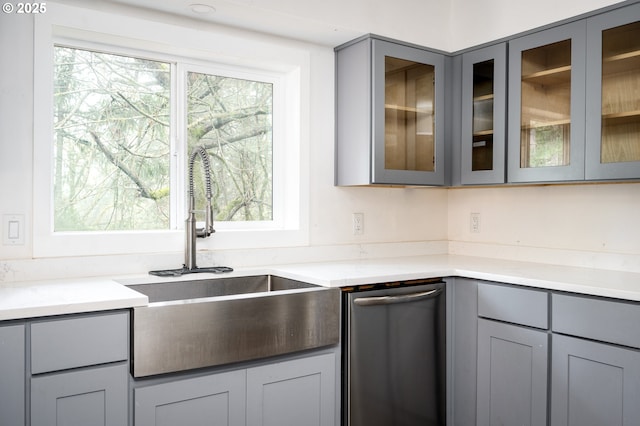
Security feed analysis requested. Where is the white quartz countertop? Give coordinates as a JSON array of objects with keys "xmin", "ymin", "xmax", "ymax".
[
  {"xmin": 1, "ymin": 254, "xmax": 640, "ymax": 321},
  {"xmin": 0, "ymin": 277, "xmax": 148, "ymax": 321},
  {"xmin": 271, "ymin": 255, "xmax": 640, "ymax": 300}
]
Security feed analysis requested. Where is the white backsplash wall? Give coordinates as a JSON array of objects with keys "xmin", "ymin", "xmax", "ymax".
[{"xmin": 448, "ymin": 183, "xmax": 640, "ymax": 272}]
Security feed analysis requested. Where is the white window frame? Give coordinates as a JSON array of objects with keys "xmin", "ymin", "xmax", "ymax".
[
  {"xmin": 178, "ymin": 62, "xmax": 285, "ymax": 231},
  {"xmin": 33, "ymin": 3, "xmax": 309, "ymax": 257}
]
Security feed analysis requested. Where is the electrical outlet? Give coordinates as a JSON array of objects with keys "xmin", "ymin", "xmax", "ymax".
[
  {"xmin": 352, "ymin": 213, "xmax": 364, "ymax": 235},
  {"xmin": 470, "ymin": 212, "xmax": 481, "ymax": 233}
]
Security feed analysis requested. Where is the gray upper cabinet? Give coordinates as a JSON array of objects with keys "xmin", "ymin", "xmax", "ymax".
[
  {"xmin": 460, "ymin": 43, "xmax": 507, "ymax": 185},
  {"xmin": 585, "ymin": 3, "xmax": 640, "ymax": 180},
  {"xmin": 508, "ymin": 21, "xmax": 587, "ymax": 183},
  {"xmin": 335, "ymin": 34, "xmax": 446, "ymax": 186}
]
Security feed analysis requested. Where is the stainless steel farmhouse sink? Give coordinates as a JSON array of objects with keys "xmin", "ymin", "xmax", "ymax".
[{"xmin": 125, "ymin": 275, "xmax": 340, "ymax": 377}]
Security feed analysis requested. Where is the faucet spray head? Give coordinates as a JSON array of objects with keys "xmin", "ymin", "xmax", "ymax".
[{"xmin": 188, "ymin": 146, "xmax": 216, "ymax": 237}]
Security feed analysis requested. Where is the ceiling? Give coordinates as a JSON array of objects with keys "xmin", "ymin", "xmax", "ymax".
[
  {"xmin": 54, "ymin": 0, "xmax": 625, "ymax": 50},
  {"xmin": 57, "ymin": 0, "xmax": 444, "ymax": 46}
]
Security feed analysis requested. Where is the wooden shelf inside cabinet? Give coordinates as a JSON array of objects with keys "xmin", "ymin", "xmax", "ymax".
[
  {"xmin": 603, "ymin": 49, "xmax": 640, "ymax": 75},
  {"xmin": 603, "ymin": 110, "xmax": 640, "ymax": 125},
  {"xmin": 522, "ymin": 65, "xmax": 571, "ymax": 86},
  {"xmin": 473, "ymin": 94, "xmax": 494, "ymax": 102},
  {"xmin": 473, "ymin": 129, "xmax": 494, "ymax": 137},
  {"xmin": 385, "ymin": 104, "xmax": 432, "ymax": 114}
]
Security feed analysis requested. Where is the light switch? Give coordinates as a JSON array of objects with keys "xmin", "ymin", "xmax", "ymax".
[
  {"xmin": 8, "ymin": 220, "xmax": 19, "ymax": 239},
  {"xmin": 3, "ymin": 214, "xmax": 25, "ymax": 245}
]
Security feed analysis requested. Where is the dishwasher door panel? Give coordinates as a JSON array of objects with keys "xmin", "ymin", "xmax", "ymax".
[{"xmin": 345, "ymin": 282, "xmax": 446, "ymax": 426}]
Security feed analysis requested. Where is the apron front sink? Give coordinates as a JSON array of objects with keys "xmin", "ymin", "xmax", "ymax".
[{"xmin": 125, "ymin": 275, "xmax": 340, "ymax": 377}]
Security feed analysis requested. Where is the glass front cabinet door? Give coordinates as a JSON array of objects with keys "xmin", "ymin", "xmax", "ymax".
[
  {"xmin": 507, "ymin": 21, "xmax": 587, "ymax": 183},
  {"xmin": 335, "ymin": 35, "xmax": 445, "ymax": 186},
  {"xmin": 461, "ymin": 43, "xmax": 507, "ymax": 185},
  {"xmin": 585, "ymin": 3, "xmax": 640, "ymax": 180}
]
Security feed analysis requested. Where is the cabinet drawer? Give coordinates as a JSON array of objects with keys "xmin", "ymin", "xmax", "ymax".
[
  {"xmin": 478, "ymin": 283, "xmax": 548, "ymax": 329},
  {"xmin": 31, "ymin": 311, "xmax": 128, "ymax": 374},
  {"xmin": 552, "ymin": 294, "xmax": 640, "ymax": 349},
  {"xmin": 31, "ymin": 363, "xmax": 128, "ymax": 426}
]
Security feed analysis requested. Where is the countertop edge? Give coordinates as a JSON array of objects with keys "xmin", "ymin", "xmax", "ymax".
[{"xmin": 1, "ymin": 254, "xmax": 639, "ymax": 320}]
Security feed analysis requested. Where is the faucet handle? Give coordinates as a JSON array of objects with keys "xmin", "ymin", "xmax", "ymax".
[{"xmin": 195, "ymin": 226, "xmax": 215, "ymax": 238}]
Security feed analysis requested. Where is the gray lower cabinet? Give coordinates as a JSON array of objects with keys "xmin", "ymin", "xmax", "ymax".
[
  {"xmin": 450, "ymin": 278, "xmax": 478, "ymax": 426},
  {"xmin": 550, "ymin": 292, "xmax": 640, "ymax": 426},
  {"xmin": 31, "ymin": 363, "xmax": 129, "ymax": 426},
  {"xmin": 476, "ymin": 318, "xmax": 548, "ymax": 426},
  {"xmin": 246, "ymin": 352, "xmax": 336, "ymax": 426},
  {"xmin": 133, "ymin": 351, "xmax": 337, "ymax": 426},
  {"xmin": 0, "ymin": 323, "xmax": 25, "ymax": 426},
  {"xmin": 134, "ymin": 369, "xmax": 246, "ymax": 426},
  {"xmin": 475, "ymin": 282, "xmax": 550, "ymax": 426},
  {"xmin": 550, "ymin": 334, "xmax": 640, "ymax": 426},
  {"xmin": 29, "ymin": 311, "xmax": 130, "ymax": 426}
]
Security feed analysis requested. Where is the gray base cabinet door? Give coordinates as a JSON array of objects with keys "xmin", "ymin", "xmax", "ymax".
[
  {"xmin": 551, "ymin": 334, "xmax": 640, "ymax": 426},
  {"xmin": 246, "ymin": 352, "xmax": 336, "ymax": 426},
  {"xmin": 476, "ymin": 318, "xmax": 548, "ymax": 426},
  {"xmin": 134, "ymin": 369, "xmax": 246, "ymax": 426},
  {"xmin": 0, "ymin": 324, "xmax": 25, "ymax": 426},
  {"xmin": 31, "ymin": 363, "xmax": 128, "ymax": 426}
]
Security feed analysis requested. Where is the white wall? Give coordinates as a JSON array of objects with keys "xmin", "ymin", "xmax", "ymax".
[
  {"xmin": 0, "ymin": 14, "xmax": 33, "ymax": 262},
  {"xmin": 449, "ymin": 0, "xmax": 626, "ymax": 50},
  {"xmin": 0, "ymin": 4, "xmax": 449, "ymax": 282},
  {"xmin": 448, "ymin": 183, "xmax": 640, "ymax": 272},
  {"xmin": 0, "ymin": 0, "xmax": 639, "ymax": 282}
]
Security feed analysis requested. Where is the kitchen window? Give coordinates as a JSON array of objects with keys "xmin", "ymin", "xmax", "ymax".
[
  {"xmin": 53, "ymin": 47, "xmax": 274, "ymax": 232},
  {"xmin": 33, "ymin": 6, "xmax": 307, "ymax": 257}
]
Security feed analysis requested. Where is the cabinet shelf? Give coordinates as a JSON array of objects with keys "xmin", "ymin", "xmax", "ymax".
[
  {"xmin": 603, "ymin": 49, "xmax": 640, "ymax": 75},
  {"xmin": 384, "ymin": 104, "xmax": 432, "ymax": 114},
  {"xmin": 473, "ymin": 129, "xmax": 494, "ymax": 137},
  {"xmin": 602, "ymin": 109, "xmax": 640, "ymax": 124},
  {"xmin": 473, "ymin": 94, "xmax": 494, "ymax": 102},
  {"xmin": 522, "ymin": 65, "xmax": 571, "ymax": 85},
  {"xmin": 604, "ymin": 49, "xmax": 640, "ymax": 63}
]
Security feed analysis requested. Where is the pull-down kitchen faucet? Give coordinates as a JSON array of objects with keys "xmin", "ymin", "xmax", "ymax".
[
  {"xmin": 149, "ymin": 146, "xmax": 233, "ymax": 277},
  {"xmin": 184, "ymin": 146, "xmax": 215, "ymax": 270}
]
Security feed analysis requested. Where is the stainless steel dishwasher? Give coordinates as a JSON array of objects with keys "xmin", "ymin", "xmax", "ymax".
[{"xmin": 342, "ymin": 278, "xmax": 446, "ymax": 426}]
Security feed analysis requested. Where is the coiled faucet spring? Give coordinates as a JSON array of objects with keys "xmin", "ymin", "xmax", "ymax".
[
  {"xmin": 148, "ymin": 145, "xmax": 233, "ymax": 277},
  {"xmin": 185, "ymin": 146, "xmax": 215, "ymax": 270},
  {"xmin": 188, "ymin": 146, "xmax": 213, "ymax": 202}
]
